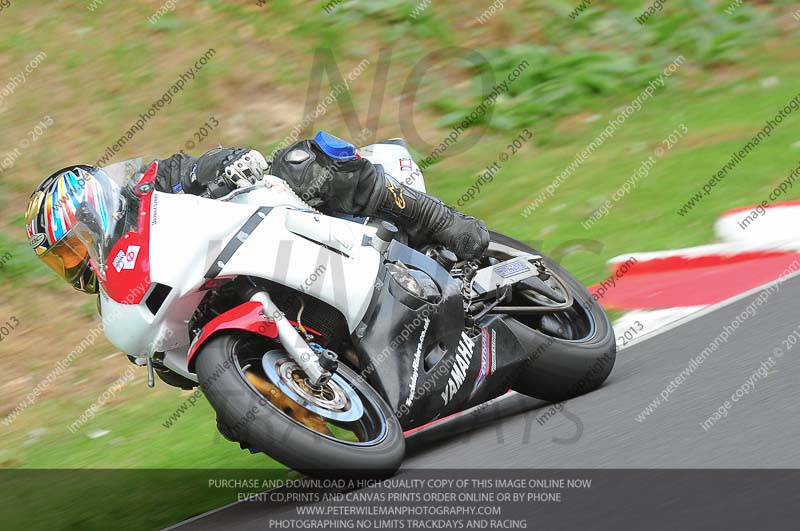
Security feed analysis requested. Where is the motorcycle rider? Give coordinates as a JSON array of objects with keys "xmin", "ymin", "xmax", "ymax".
[{"xmin": 25, "ymin": 131, "xmax": 490, "ymax": 294}]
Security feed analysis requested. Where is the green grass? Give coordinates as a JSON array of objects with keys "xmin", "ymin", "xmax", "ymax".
[
  {"xmin": 2, "ymin": 1, "xmax": 800, "ymax": 528},
  {"xmin": 1, "ymin": 384, "xmax": 290, "ymax": 529},
  {"xmin": 5, "ymin": 22, "xmax": 799, "ymax": 469},
  {"xmin": 2, "ymin": 467, "xmax": 296, "ymax": 531},
  {"xmin": 423, "ymin": 36, "xmax": 800, "ymax": 282},
  {"xmin": 4, "ymin": 381, "xmax": 284, "ymax": 468},
  {"xmin": 3, "ymin": 0, "xmax": 799, "ymax": 465}
]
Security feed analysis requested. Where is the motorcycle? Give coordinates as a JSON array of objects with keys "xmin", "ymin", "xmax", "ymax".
[{"xmin": 73, "ymin": 140, "xmax": 615, "ymax": 477}]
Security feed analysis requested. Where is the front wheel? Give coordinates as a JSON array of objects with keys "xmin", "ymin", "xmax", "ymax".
[
  {"xmin": 196, "ymin": 332, "xmax": 405, "ymax": 478},
  {"xmin": 488, "ymin": 231, "xmax": 616, "ymax": 402}
]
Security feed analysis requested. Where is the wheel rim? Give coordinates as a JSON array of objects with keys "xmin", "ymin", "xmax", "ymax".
[
  {"xmin": 230, "ymin": 337, "xmax": 390, "ymax": 447},
  {"xmin": 262, "ymin": 349, "xmax": 365, "ymax": 423},
  {"xmin": 278, "ymin": 360, "xmax": 349, "ymax": 410}
]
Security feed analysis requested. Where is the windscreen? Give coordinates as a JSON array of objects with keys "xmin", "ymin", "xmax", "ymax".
[{"xmin": 71, "ymin": 157, "xmax": 154, "ymax": 277}]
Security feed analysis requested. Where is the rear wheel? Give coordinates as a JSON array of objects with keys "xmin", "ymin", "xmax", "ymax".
[
  {"xmin": 196, "ymin": 332, "xmax": 405, "ymax": 478},
  {"xmin": 488, "ymin": 231, "xmax": 616, "ymax": 401}
]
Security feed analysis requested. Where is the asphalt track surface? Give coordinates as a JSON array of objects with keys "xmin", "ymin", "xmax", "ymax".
[{"xmin": 169, "ymin": 273, "xmax": 800, "ymax": 529}]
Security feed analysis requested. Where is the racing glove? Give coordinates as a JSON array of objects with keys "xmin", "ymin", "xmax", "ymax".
[{"xmin": 186, "ymin": 148, "xmax": 269, "ymax": 198}]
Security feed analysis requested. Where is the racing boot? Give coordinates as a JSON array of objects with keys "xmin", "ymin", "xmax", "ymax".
[
  {"xmin": 365, "ymin": 174, "xmax": 490, "ymax": 261},
  {"xmin": 271, "ymin": 132, "xmax": 490, "ymax": 261}
]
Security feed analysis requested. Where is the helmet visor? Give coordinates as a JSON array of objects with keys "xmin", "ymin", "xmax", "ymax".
[{"xmin": 39, "ymin": 231, "xmax": 90, "ymax": 284}]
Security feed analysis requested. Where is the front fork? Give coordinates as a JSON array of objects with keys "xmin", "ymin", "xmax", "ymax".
[{"xmin": 249, "ymin": 291, "xmax": 332, "ymax": 386}]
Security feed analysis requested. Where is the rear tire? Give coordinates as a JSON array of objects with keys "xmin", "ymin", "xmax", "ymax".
[
  {"xmin": 196, "ymin": 332, "xmax": 405, "ymax": 478},
  {"xmin": 491, "ymin": 232, "xmax": 616, "ymax": 402}
]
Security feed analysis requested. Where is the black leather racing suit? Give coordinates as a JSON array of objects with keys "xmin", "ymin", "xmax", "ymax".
[{"xmin": 151, "ymin": 140, "xmax": 489, "ymax": 261}]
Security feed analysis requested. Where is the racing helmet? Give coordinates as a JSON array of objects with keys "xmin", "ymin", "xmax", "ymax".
[{"xmin": 25, "ymin": 165, "xmax": 120, "ymax": 293}]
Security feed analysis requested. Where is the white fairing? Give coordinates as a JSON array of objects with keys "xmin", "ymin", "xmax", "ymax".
[
  {"xmin": 100, "ymin": 143, "xmax": 424, "ymax": 379},
  {"xmin": 99, "ymin": 177, "xmax": 382, "ymax": 375}
]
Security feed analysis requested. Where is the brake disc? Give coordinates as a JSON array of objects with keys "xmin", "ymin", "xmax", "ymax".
[{"xmin": 261, "ymin": 350, "xmax": 364, "ymax": 422}]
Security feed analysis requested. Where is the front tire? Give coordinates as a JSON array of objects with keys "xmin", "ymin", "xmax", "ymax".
[
  {"xmin": 196, "ymin": 332, "xmax": 405, "ymax": 478},
  {"xmin": 490, "ymin": 231, "xmax": 616, "ymax": 402}
]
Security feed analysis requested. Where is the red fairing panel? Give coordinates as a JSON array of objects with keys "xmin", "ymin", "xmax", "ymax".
[
  {"xmin": 98, "ymin": 161, "xmax": 158, "ymax": 304},
  {"xmin": 187, "ymin": 301, "xmax": 279, "ymax": 372}
]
